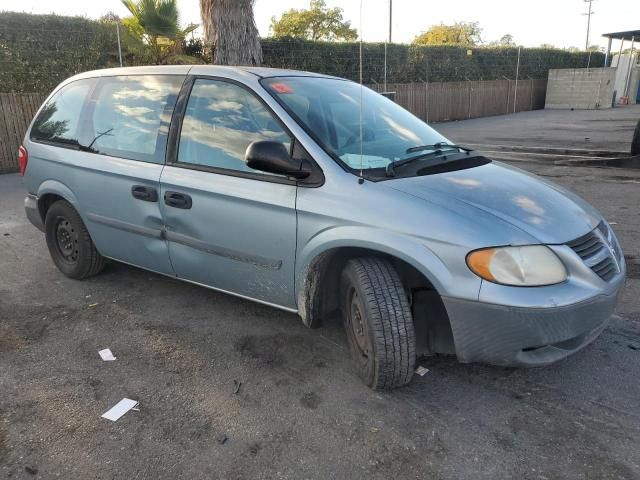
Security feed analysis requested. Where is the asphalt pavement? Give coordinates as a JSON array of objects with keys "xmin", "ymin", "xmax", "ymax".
[{"xmin": 1, "ymin": 107, "xmax": 640, "ymax": 479}]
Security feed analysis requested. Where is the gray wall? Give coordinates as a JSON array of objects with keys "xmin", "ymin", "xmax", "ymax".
[{"xmin": 545, "ymin": 68, "xmax": 616, "ymax": 109}]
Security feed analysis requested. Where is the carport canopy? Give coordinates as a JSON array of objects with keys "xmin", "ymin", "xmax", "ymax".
[
  {"xmin": 602, "ymin": 30, "xmax": 639, "ymax": 66},
  {"xmin": 603, "ymin": 30, "xmax": 640, "ymax": 42}
]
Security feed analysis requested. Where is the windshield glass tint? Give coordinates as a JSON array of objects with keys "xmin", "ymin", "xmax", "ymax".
[{"xmin": 262, "ymin": 77, "xmax": 449, "ymax": 170}]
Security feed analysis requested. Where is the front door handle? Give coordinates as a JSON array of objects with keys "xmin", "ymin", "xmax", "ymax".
[
  {"xmin": 164, "ymin": 191, "xmax": 192, "ymax": 209},
  {"xmin": 131, "ymin": 185, "xmax": 158, "ymax": 202}
]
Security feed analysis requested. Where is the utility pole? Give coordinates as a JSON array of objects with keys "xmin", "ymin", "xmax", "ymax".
[
  {"xmin": 116, "ymin": 22, "xmax": 123, "ymax": 67},
  {"xmin": 384, "ymin": 0, "xmax": 392, "ymax": 91},
  {"xmin": 583, "ymin": 0, "xmax": 595, "ymax": 51},
  {"xmin": 389, "ymin": 0, "xmax": 392, "ymax": 43}
]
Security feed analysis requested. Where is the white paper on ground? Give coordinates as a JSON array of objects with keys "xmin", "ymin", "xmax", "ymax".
[
  {"xmin": 415, "ymin": 366, "xmax": 430, "ymax": 376},
  {"xmin": 101, "ymin": 398, "xmax": 139, "ymax": 422},
  {"xmin": 98, "ymin": 348, "xmax": 116, "ymax": 361}
]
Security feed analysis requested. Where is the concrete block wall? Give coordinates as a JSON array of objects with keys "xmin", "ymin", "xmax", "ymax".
[{"xmin": 545, "ymin": 68, "xmax": 616, "ymax": 109}]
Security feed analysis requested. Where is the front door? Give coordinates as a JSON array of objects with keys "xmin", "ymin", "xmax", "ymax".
[{"xmin": 160, "ymin": 77, "xmax": 298, "ymax": 309}]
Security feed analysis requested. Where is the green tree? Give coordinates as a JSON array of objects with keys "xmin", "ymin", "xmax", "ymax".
[
  {"xmin": 270, "ymin": 0, "xmax": 358, "ymax": 41},
  {"xmin": 539, "ymin": 43, "xmax": 558, "ymax": 49},
  {"xmin": 413, "ymin": 22, "xmax": 482, "ymax": 46},
  {"xmin": 488, "ymin": 33, "xmax": 515, "ymax": 47},
  {"xmin": 121, "ymin": 0, "xmax": 197, "ymax": 64}
]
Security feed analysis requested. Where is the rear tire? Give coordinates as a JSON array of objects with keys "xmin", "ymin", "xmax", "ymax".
[
  {"xmin": 44, "ymin": 200, "xmax": 106, "ymax": 279},
  {"xmin": 340, "ymin": 257, "xmax": 416, "ymax": 389}
]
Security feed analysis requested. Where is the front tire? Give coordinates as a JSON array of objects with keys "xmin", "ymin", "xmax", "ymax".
[
  {"xmin": 340, "ymin": 257, "xmax": 416, "ymax": 389},
  {"xmin": 44, "ymin": 200, "xmax": 106, "ymax": 279},
  {"xmin": 632, "ymin": 118, "xmax": 640, "ymax": 156}
]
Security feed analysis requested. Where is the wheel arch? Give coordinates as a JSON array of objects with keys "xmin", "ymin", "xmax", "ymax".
[
  {"xmin": 296, "ymin": 233, "xmax": 457, "ymax": 356},
  {"xmin": 36, "ymin": 180, "xmax": 80, "ymax": 222}
]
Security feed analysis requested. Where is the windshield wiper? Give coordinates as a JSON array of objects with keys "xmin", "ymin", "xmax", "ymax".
[
  {"xmin": 386, "ymin": 145, "xmax": 473, "ymax": 177},
  {"xmin": 406, "ymin": 142, "xmax": 463, "ymax": 154}
]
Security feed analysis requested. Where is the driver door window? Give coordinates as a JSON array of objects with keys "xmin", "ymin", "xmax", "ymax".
[{"xmin": 178, "ymin": 79, "xmax": 291, "ymax": 174}]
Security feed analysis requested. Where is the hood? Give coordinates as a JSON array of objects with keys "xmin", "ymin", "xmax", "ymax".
[{"xmin": 388, "ymin": 161, "xmax": 602, "ymax": 244}]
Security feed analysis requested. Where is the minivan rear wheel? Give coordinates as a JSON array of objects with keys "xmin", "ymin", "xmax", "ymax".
[
  {"xmin": 45, "ymin": 200, "xmax": 106, "ymax": 279},
  {"xmin": 340, "ymin": 257, "xmax": 416, "ymax": 389}
]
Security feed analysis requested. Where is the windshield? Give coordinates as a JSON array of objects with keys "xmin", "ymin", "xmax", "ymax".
[{"xmin": 262, "ymin": 76, "xmax": 451, "ymax": 173}]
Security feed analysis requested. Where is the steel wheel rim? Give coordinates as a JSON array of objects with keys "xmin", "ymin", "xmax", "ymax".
[
  {"xmin": 54, "ymin": 217, "xmax": 79, "ymax": 263},
  {"xmin": 348, "ymin": 288, "xmax": 369, "ymax": 358}
]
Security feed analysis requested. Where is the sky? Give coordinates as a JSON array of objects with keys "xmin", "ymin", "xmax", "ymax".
[{"xmin": 2, "ymin": 0, "xmax": 639, "ymax": 50}]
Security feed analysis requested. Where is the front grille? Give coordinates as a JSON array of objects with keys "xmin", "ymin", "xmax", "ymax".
[
  {"xmin": 591, "ymin": 257, "xmax": 618, "ymax": 281},
  {"xmin": 567, "ymin": 221, "xmax": 620, "ymax": 282}
]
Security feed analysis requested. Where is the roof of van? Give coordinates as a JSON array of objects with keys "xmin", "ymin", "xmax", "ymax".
[{"xmin": 70, "ymin": 65, "xmax": 342, "ymax": 80}]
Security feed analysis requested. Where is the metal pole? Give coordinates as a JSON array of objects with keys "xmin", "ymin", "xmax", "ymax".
[
  {"xmin": 618, "ymin": 39, "xmax": 625, "ymax": 60},
  {"xmin": 623, "ymin": 37, "xmax": 636, "ymax": 98},
  {"xmin": 467, "ymin": 80, "xmax": 472, "ymax": 118},
  {"xmin": 425, "ymin": 81, "xmax": 429, "ymax": 123},
  {"xmin": 384, "ymin": 44, "xmax": 387, "ymax": 91},
  {"xmin": 116, "ymin": 23, "xmax": 123, "ymax": 67},
  {"xmin": 529, "ymin": 76, "xmax": 533, "ymax": 110},
  {"xmin": 584, "ymin": 0, "xmax": 594, "ymax": 51},
  {"xmin": 384, "ymin": 0, "xmax": 391, "ymax": 91},
  {"xmin": 389, "ymin": 0, "xmax": 392, "ymax": 43},
  {"xmin": 513, "ymin": 46, "xmax": 521, "ymax": 113},
  {"xmin": 604, "ymin": 37, "xmax": 612, "ymax": 67}
]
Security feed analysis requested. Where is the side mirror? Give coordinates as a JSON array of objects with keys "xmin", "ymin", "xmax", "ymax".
[{"xmin": 245, "ymin": 141, "xmax": 310, "ymax": 179}]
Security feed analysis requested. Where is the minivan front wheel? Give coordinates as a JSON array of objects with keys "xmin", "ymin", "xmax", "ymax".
[
  {"xmin": 45, "ymin": 200, "xmax": 106, "ymax": 279},
  {"xmin": 340, "ymin": 257, "xmax": 416, "ymax": 389}
]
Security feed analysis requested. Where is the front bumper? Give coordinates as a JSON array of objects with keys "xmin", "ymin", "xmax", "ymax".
[
  {"xmin": 25, "ymin": 194, "xmax": 44, "ymax": 232},
  {"xmin": 443, "ymin": 288, "xmax": 622, "ymax": 367}
]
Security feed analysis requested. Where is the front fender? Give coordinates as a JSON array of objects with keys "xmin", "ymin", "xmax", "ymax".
[{"xmin": 295, "ymin": 225, "xmax": 481, "ymax": 321}]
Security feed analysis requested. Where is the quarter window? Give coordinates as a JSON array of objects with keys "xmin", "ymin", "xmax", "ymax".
[
  {"xmin": 177, "ymin": 79, "xmax": 291, "ymax": 174},
  {"xmin": 89, "ymin": 75, "xmax": 184, "ymax": 164},
  {"xmin": 31, "ymin": 79, "xmax": 94, "ymax": 147}
]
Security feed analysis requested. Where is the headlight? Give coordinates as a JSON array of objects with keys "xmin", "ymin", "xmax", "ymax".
[{"xmin": 466, "ymin": 245, "xmax": 567, "ymax": 286}]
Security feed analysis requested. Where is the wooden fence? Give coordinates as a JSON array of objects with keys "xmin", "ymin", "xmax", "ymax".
[
  {"xmin": 0, "ymin": 93, "xmax": 46, "ymax": 173},
  {"xmin": 369, "ymin": 78, "xmax": 547, "ymax": 123},
  {"xmin": 0, "ymin": 79, "xmax": 547, "ymax": 173}
]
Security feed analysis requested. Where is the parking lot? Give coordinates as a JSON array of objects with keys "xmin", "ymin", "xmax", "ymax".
[{"xmin": 1, "ymin": 106, "xmax": 640, "ymax": 479}]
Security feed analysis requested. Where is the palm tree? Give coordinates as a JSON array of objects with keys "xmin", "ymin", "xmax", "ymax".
[
  {"xmin": 199, "ymin": 0, "xmax": 262, "ymax": 66},
  {"xmin": 122, "ymin": 0, "xmax": 197, "ymax": 64}
]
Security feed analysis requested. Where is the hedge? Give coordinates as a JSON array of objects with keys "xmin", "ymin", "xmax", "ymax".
[
  {"xmin": 0, "ymin": 12, "xmax": 605, "ymax": 93},
  {"xmin": 0, "ymin": 12, "xmax": 120, "ymax": 93},
  {"xmin": 261, "ymin": 39, "xmax": 605, "ymax": 84}
]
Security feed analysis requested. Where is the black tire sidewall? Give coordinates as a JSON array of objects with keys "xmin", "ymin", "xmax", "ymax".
[
  {"xmin": 45, "ymin": 201, "xmax": 92, "ymax": 279},
  {"xmin": 340, "ymin": 265, "xmax": 379, "ymax": 387},
  {"xmin": 632, "ymin": 119, "xmax": 640, "ymax": 156}
]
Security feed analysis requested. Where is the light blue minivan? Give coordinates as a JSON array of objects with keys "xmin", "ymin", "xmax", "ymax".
[{"xmin": 21, "ymin": 66, "xmax": 625, "ymax": 389}]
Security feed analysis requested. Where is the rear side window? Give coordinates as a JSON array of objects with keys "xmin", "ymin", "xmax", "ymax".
[
  {"xmin": 89, "ymin": 75, "xmax": 184, "ymax": 164},
  {"xmin": 31, "ymin": 79, "xmax": 94, "ymax": 147}
]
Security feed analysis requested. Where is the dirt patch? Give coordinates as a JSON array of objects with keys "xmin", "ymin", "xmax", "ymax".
[
  {"xmin": 141, "ymin": 324, "xmax": 208, "ymax": 373},
  {"xmin": 0, "ymin": 419, "xmax": 7, "ymax": 463},
  {"xmin": 234, "ymin": 334, "xmax": 287, "ymax": 366},
  {"xmin": 0, "ymin": 324, "xmax": 27, "ymax": 352},
  {"xmin": 300, "ymin": 392, "xmax": 321, "ymax": 409},
  {"xmin": 0, "ymin": 303, "xmax": 74, "ymax": 347}
]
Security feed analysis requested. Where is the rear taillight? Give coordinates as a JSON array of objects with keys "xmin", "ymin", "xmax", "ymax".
[{"xmin": 18, "ymin": 146, "xmax": 28, "ymax": 176}]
